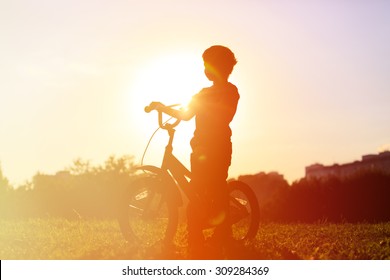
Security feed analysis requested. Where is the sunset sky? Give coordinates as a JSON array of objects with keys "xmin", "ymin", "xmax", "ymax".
[{"xmin": 1, "ymin": 0, "xmax": 389, "ymax": 186}]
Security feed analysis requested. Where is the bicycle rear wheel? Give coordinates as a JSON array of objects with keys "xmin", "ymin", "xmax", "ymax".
[
  {"xmin": 228, "ymin": 180, "xmax": 260, "ymax": 241},
  {"xmin": 117, "ymin": 173, "xmax": 179, "ymax": 247}
]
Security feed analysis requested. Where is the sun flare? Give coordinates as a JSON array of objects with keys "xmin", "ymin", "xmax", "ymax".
[{"xmin": 129, "ymin": 52, "xmax": 208, "ymax": 113}]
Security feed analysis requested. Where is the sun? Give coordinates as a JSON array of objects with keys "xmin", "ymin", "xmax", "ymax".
[
  {"xmin": 125, "ymin": 51, "xmax": 208, "ymax": 165},
  {"xmin": 129, "ymin": 51, "xmax": 208, "ymax": 113}
]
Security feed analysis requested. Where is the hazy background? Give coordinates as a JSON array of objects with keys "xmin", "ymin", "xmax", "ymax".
[{"xmin": 1, "ymin": 0, "xmax": 389, "ymax": 186}]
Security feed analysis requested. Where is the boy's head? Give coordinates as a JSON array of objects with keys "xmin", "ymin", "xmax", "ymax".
[{"xmin": 202, "ymin": 45, "xmax": 237, "ymax": 82}]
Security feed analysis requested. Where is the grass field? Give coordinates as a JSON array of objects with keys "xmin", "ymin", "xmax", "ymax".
[{"xmin": 1, "ymin": 218, "xmax": 390, "ymax": 260}]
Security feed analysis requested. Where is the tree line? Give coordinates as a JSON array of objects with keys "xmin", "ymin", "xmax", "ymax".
[
  {"xmin": 0, "ymin": 156, "xmax": 136, "ymax": 219},
  {"xmin": 1, "ymin": 156, "xmax": 390, "ymax": 222},
  {"xmin": 239, "ymin": 171, "xmax": 390, "ymax": 223}
]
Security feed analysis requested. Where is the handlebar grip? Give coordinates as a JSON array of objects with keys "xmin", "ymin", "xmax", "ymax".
[{"xmin": 144, "ymin": 106, "xmax": 152, "ymax": 113}]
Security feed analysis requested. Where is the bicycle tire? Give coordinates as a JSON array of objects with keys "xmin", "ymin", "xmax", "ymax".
[
  {"xmin": 117, "ymin": 171, "xmax": 179, "ymax": 247},
  {"xmin": 228, "ymin": 180, "xmax": 260, "ymax": 241}
]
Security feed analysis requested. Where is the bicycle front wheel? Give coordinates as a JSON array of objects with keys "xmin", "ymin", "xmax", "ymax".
[
  {"xmin": 117, "ymin": 173, "xmax": 179, "ymax": 247},
  {"xmin": 228, "ymin": 180, "xmax": 260, "ymax": 241}
]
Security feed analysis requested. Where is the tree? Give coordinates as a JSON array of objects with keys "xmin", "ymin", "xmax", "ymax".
[{"xmin": 0, "ymin": 164, "xmax": 11, "ymax": 192}]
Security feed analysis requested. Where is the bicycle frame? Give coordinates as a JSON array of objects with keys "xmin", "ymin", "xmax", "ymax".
[
  {"xmin": 137, "ymin": 110, "xmax": 197, "ymax": 205},
  {"xmin": 164, "ymin": 128, "xmax": 190, "ymax": 176},
  {"xmin": 119, "ymin": 105, "xmax": 260, "ymax": 243}
]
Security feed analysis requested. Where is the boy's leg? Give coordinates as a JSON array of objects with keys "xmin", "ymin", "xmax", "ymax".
[
  {"xmin": 187, "ymin": 200, "xmax": 205, "ymax": 258},
  {"xmin": 209, "ymin": 180, "xmax": 231, "ymax": 242},
  {"xmin": 187, "ymin": 150, "xmax": 208, "ymax": 258},
  {"xmin": 207, "ymin": 149, "xmax": 232, "ymax": 246},
  {"xmin": 188, "ymin": 145, "xmax": 232, "ymax": 257}
]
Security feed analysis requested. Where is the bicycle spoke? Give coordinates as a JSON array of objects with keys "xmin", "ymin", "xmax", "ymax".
[{"xmin": 117, "ymin": 173, "xmax": 179, "ymax": 246}]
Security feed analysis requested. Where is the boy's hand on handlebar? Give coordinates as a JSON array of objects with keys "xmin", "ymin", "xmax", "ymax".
[{"xmin": 145, "ymin": 101, "xmax": 164, "ymax": 113}]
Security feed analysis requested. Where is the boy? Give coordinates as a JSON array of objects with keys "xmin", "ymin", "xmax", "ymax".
[{"xmin": 149, "ymin": 45, "xmax": 239, "ymax": 258}]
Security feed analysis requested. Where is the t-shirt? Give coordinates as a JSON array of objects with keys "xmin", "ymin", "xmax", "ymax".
[{"xmin": 188, "ymin": 82, "xmax": 239, "ymax": 150}]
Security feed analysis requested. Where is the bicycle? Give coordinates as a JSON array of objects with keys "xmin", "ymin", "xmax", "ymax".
[{"xmin": 117, "ymin": 103, "xmax": 260, "ymax": 248}]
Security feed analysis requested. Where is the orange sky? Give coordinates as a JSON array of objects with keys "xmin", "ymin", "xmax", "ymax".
[{"xmin": 1, "ymin": 0, "xmax": 390, "ymax": 185}]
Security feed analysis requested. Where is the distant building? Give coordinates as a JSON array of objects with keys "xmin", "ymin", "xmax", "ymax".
[{"xmin": 305, "ymin": 151, "xmax": 390, "ymax": 180}]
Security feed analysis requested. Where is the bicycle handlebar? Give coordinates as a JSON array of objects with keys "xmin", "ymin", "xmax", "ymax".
[
  {"xmin": 145, "ymin": 103, "xmax": 180, "ymax": 113},
  {"xmin": 144, "ymin": 105, "xmax": 153, "ymax": 113},
  {"xmin": 144, "ymin": 102, "xmax": 181, "ymax": 130}
]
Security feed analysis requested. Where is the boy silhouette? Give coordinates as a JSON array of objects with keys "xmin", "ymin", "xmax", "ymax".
[{"xmin": 149, "ymin": 45, "xmax": 239, "ymax": 258}]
